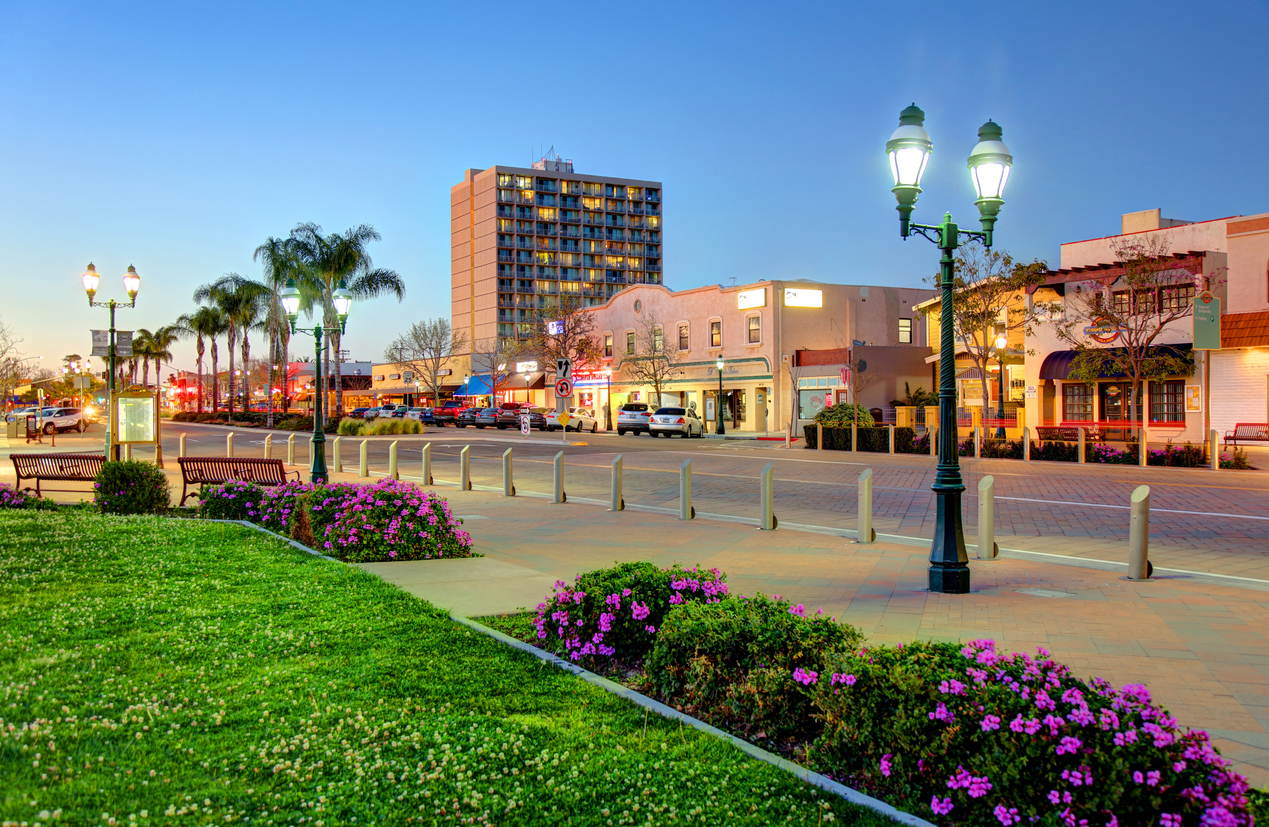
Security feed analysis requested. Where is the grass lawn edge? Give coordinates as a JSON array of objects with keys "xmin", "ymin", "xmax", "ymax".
[{"xmin": 451, "ymin": 614, "xmax": 936, "ymax": 827}]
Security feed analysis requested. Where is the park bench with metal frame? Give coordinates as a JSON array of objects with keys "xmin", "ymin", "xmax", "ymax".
[
  {"xmin": 177, "ymin": 456, "xmax": 300, "ymax": 506},
  {"xmin": 1223, "ymin": 423, "xmax": 1269, "ymax": 449},
  {"xmin": 10, "ymin": 453, "xmax": 106, "ymax": 497}
]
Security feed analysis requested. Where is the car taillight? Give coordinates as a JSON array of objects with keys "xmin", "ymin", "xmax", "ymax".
[{"xmin": 676, "ymin": 417, "xmax": 685, "ymax": 424}]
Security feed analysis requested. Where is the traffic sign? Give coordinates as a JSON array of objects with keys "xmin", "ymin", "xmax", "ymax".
[
  {"xmin": 558, "ymin": 412, "xmax": 571, "ymax": 428},
  {"xmin": 555, "ymin": 378, "xmax": 573, "ymax": 398},
  {"xmin": 556, "ymin": 358, "xmax": 572, "ymax": 381},
  {"xmin": 519, "ymin": 414, "xmax": 530, "ymax": 435}
]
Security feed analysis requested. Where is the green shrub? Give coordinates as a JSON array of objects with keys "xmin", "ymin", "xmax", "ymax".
[
  {"xmin": 1221, "ymin": 448, "xmax": 1256, "ymax": 470},
  {"xmin": 802, "ymin": 426, "xmax": 915, "ymax": 451},
  {"xmin": 196, "ymin": 479, "xmax": 266, "ymax": 520},
  {"xmin": 1031, "ymin": 440, "xmax": 1078, "ymax": 462},
  {"xmin": 813, "ymin": 402, "xmax": 874, "ymax": 428},
  {"xmin": 979, "ymin": 438, "xmax": 1025, "ymax": 459},
  {"xmin": 0, "ymin": 483, "xmax": 59, "ymax": 511},
  {"xmin": 1148, "ymin": 441, "xmax": 1206, "ymax": 467},
  {"xmin": 93, "ymin": 460, "xmax": 171, "ymax": 515},
  {"xmin": 647, "ymin": 594, "xmax": 863, "ymax": 742},
  {"xmin": 337, "ymin": 418, "xmax": 364, "ymax": 436},
  {"xmin": 533, "ymin": 562, "xmax": 729, "ymax": 668},
  {"xmin": 357, "ymin": 418, "xmax": 423, "ymax": 436}
]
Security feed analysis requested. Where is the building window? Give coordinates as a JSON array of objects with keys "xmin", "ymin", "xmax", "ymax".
[
  {"xmin": 710, "ymin": 320, "xmax": 721, "ymax": 348},
  {"xmin": 1062, "ymin": 383, "xmax": 1093, "ymax": 422},
  {"xmin": 1160, "ymin": 285, "xmax": 1195, "ymax": 313},
  {"xmin": 1150, "ymin": 380, "xmax": 1185, "ymax": 423},
  {"xmin": 626, "ymin": 331, "xmax": 635, "ymax": 355},
  {"xmin": 603, "ymin": 333, "xmax": 613, "ymax": 359},
  {"xmin": 678, "ymin": 324, "xmax": 689, "ymax": 352},
  {"xmin": 747, "ymin": 315, "xmax": 761, "ymax": 344},
  {"xmin": 652, "ymin": 326, "xmax": 663, "ymax": 353},
  {"xmin": 898, "ymin": 318, "xmax": 913, "ymax": 344}
]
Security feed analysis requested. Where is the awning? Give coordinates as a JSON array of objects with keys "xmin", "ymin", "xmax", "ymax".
[
  {"xmin": 1039, "ymin": 344, "xmax": 1193, "ymax": 380},
  {"xmin": 454, "ymin": 373, "xmax": 546, "ymax": 396}
]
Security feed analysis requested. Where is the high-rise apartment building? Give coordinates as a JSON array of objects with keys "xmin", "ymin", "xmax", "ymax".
[{"xmin": 451, "ymin": 153, "xmax": 663, "ymax": 351}]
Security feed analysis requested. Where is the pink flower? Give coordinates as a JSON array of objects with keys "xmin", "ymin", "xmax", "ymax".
[
  {"xmin": 993, "ymin": 804, "xmax": 1021, "ymax": 825},
  {"xmin": 880, "ymin": 754, "xmax": 892, "ymax": 778},
  {"xmin": 981, "ymin": 715, "xmax": 1002, "ymax": 732},
  {"xmin": 792, "ymin": 668, "xmax": 818, "ymax": 686},
  {"xmin": 930, "ymin": 796, "xmax": 953, "ymax": 816}
]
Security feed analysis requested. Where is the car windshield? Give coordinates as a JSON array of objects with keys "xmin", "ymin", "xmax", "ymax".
[
  {"xmin": 655, "ymin": 408, "xmax": 686, "ymax": 416},
  {"xmin": 621, "ymin": 404, "xmax": 648, "ymax": 412}
]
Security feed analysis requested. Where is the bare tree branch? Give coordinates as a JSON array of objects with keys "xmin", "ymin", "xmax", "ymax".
[{"xmin": 383, "ymin": 318, "xmax": 467, "ymax": 404}]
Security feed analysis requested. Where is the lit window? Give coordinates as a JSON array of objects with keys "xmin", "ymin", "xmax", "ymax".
[
  {"xmin": 747, "ymin": 315, "xmax": 760, "ymax": 344},
  {"xmin": 626, "ymin": 331, "xmax": 635, "ymax": 355},
  {"xmin": 710, "ymin": 320, "xmax": 721, "ymax": 348},
  {"xmin": 678, "ymin": 324, "xmax": 689, "ymax": 351},
  {"xmin": 652, "ymin": 327, "xmax": 663, "ymax": 353},
  {"xmin": 603, "ymin": 334, "xmax": 613, "ymax": 358},
  {"xmin": 899, "ymin": 318, "xmax": 912, "ymax": 344}
]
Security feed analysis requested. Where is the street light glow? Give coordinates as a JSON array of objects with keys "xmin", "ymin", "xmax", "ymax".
[
  {"xmin": 967, "ymin": 120, "xmax": 1013, "ymax": 201},
  {"xmin": 81, "ymin": 263, "xmax": 100, "ymax": 302},
  {"xmin": 123, "ymin": 265, "xmax": 141, "ymax": 301}
]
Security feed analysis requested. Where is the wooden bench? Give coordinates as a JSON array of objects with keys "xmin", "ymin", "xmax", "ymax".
[
  {"xmin": 11, "ymin": 453, "xmax": 106, "ymax": 497},
  {"xmin": 1223, "ymin": 423, "xmax": 1269, "ymax": 449},
  {"xmin": 177, "ymin": 456, "xmax": 300, "ymax": 506}
]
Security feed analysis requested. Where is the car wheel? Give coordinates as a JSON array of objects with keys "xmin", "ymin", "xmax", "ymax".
[
  {"xmin": 77, "ymin": 421, "xmax": 85, "ymax": 432},
  {"xmin": 591, "ymin": 422, "xmax": 597, "ymax": 433},
  {"xmin": 43, "ymin": 423, "xmax": 55, "ymax": 435},
  {"xmin": 617, "ymin": 428, "xmax": 626, "ymax": 436}
]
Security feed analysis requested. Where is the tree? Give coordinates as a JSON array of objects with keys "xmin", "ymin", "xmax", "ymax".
[
  {"xmin": 383, "ymin": 318, "xmax": 467, "ymax": 405},
  {"xmin": 149, "ymin": 325, "xmax": 179, "ymax": 395},
  {"xmin": 0, "ymin": 317, "xmax": 27, "ymax": 408},
  {"xmin": 253, "ymin": 236, "xmax": 300, "ymax": 426},
  {"xmin": 922, "ymin": 246, "xmax": 1050, "ymax": 414},
  {"xmin": 1052, "ymin": 236, "xmax": 1209, "ymax": 425},
  {"xmin": 518, "ymin": 295, "xmax": 600, "ymax": 385},
  {"xmin": 177, "ymin": 306, "xmax": 224, "ymax": 412},
  {"xmin": 132, "ymin": 329, "xmax": 157, "ymax": 387},
  {"xmin": 618, "ymin": 309, "xmax": 685, "ymax": 408},
  {"xmin": 469, "ymin": 337, "xmax": 514, "ymax": 406},
  {"xmin": 288, "ymin": 223, "xmax": 406, "ymax": 414},
  {"xmin": 193, "ymin": 274, "xmax": 269, "ymax": 416}
]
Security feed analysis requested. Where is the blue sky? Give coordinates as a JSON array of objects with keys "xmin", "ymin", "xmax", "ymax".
[{"xmin": 2, "ymin": 0, "xmax": 1266, "ymax": 372}]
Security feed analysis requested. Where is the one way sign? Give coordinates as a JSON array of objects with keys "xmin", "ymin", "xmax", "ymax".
[{"xmin": 556, "ymin": 358, "xmax": 572, "ymax": 381}]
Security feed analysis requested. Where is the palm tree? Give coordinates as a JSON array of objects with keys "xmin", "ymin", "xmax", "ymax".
[
  {"xmin": 235, "ymin": 292, "xmax": 268, "ymax": 414},
  {"xmin": 149, "ymin": 324, "xmax": 179, "ymax": 394},
  {"xmin": 133, "ymin": 329, "xmax": 157, "ymax": 387},
  {"xmin": 288, "ymin": 223, "xmax": 405, "ymax": 413},
  {"xmin": 193, "ymin": 274, "xmax": 269, "ymax": 416},
  {"xmin": 176, "ymin": 307, "xmax": 222, "ymax": 412},
  {"xmin": 253, "ymin": 236, "xmax": 300, "ymax": 426}
]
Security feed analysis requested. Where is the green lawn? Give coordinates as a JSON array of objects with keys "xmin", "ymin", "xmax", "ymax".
[{"xmin": 0, "ymin": 511, "xmax": 896, "ymax": 826}]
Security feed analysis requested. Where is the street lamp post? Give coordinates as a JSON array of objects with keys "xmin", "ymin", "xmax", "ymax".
[
  {"xmin": 81, "ymin": 263, "xmax": 141, "ymax": 460},
  {"xmin": 886, "ymin": 104, "xmax": 1013, "ymax": 595},
  {"xmin": 995, "ymin": 334, "xmax": 1008, "ymax": 440},
  {"xmin": 280, "ymin": 277, "xmax": 352, "ymax": 484},
  {"xmin": 715, "ymin": 358, "xmax": 725, "ymax": 436},
  {"xmin": 604, "ymin": 369, "xmax": 613, "ymax": 430}
]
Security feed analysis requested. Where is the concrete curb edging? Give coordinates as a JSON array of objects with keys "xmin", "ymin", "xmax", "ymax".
[{"xmin": 451, "ymin": 614, "xmax": 936, "ymax": 827}]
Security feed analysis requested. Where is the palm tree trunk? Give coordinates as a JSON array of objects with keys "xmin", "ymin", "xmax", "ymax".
[
  {"xmin": 241, "ymin": 334, "xmax": 251, "ymax": 415},
  {"xmin": 143, "ymin": 358, "xmax": 150, "ymax": 389},
  {"xmin": 332, "ymin": 328, "xmax": 343, "ymax": 414},
  {"xmin": 196, "ymin": 339, "xmax": 205, "ymax": 413},
  {"xmin": 226, "ymin": 327, "xmax": 237, "ymax": 417},
  {"xmin": 210, "ymin": 342, "xmax": 219, "ymax": 412}
]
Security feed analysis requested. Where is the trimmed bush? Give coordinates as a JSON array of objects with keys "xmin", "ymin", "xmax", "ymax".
[
  {"xmin": 533, "ymin": 562, "xmax": 729, "ymax": 667},
  {"xmin": 1032, "ymin": 440, "xmax": 1079, "ymax": 462},
  {"xmin": 338, "ymin": 418, "xmax": 424, "ymax": 436},
  {"xmin": 93, "ymin": 460, "xmax": 171, "ymax": 515},
  {"xmin": 0, "ymin": 482, "xmax": 59, "ymax": 511},
  {"xmin": 195, "ymin": 479, "xmax": 266, "ymax": 520},
  {"xmin": 813, "ymin": 402, "xmax": 875, "ymax": 428},
  {"xmin": 810, "ymin": 639, "xmax": 1254, "ymax": 826},
  {"xmin": 1149, "ymin": 441, "xmax": 1206, "ymax": 467},
  {"xmin": 803, "ymin": 426, "xmax": 916, "ymax": 452},
  {"xmin": 647, "ymin": 594, "xmax": 863, "ymax": 742}
]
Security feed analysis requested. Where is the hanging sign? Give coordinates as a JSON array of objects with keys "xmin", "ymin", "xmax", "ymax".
[{"xmin": 1193, "ymin": 292, "xmax": 1221, "ymax": 350}]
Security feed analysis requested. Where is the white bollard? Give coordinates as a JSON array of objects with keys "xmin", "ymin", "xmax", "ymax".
[
  {"xmin": 888, "ymin": 424, "xmax": 895, "ymax": 454},
  {"xmin": 1078, "ymin": 427, "xmax": 1086, "ymax": 464},
  {"xmin": 817, "ymin": 422, "xmax": 824, "ymax": 452},
  {"xmin": 388, "ymin": 440, "xmax": 399, "ymax": 480},
  {"xmin": 680, "ymin": 459, "xmax": 695, "ymax": 520},
  {"xmin": 1022, "ymin": 427, "xmax": 1030, "ymax": 461},
  {"xmin": 552, "ymin": 451, "xmax": 566, "ymax": 504},
  {"xmin": 227, "ymin": 432, "xmax": 234, "ymax": 458},
  {"xmin": 1139, "ymin": 427, "xmax": 1148, "ymax": 467},
  {"xmin": 785, "ymin": 425, "xmax": 791, "ymax": 449},
  {"xmin": 332, "ymin": 436, "xmax": 342, "ymax": 473},
  {"xmin": 503, "ymin": 447, "xmax": 515, "ymax": 496},
  {"xmin": 287, "ymin": 434, "xmax": 296, "ymax": 466},
  {"xmin": 610, "ymin": 455, "xmax": 624, "ymax": 511},
  {"xmin": 930, "ymin": 426, "xmax": 937, "ymax": 456},
  {"xmin": 1210, "ymin": 428, "xmax": 1219, "ymax": 471},
  {"xmin": 264, "ymin": 433, "xmax": 272, "ymax": 460},
  {"xmin": 760, "ymin": 462, "xmax": 777, "ymax": 530},
  {"xmin": 460, "ymin": 445, "xmax": 471, "ymax": 490},
  {"xmin": 359, "ymin": 440, "xmax": 368, "ymax": 478},
  {"xmin": 1127, "ymin": 485, "xmax": 1151, "ymax": 580},
  {"xmin": 421, "ymin": 443, "xmax": 433, "ymax": 485},
  {"xmin": 179, "ymin": 433, "xmax": 187, "ymax": 458},
  {"xmin": 123, "ymin": 443, "xmax": 132, "ymax": 461},
  {"xmin": 856, "ymin": 468, "xmax": 875, "ymax": 543},
  {"xmin": 977, "ymin": 475, "xmax": 999, "ymax": 559}
]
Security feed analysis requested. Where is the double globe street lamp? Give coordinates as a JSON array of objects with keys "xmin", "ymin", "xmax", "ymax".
[
  {"xmin": 82, "ymin": 263, "xmax": 142, "ymax": 460},
  {"xmin": 279, "ymin": 278, "xmax": 353, "ymax": 484},
  {"xmin": 886, "ymin": 103, "xmax": 1013, "ymax": 594}
]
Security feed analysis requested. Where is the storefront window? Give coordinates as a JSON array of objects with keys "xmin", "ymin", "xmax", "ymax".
[
  {"xmin": 1062, "ymin": 384, "xmax": 1093, "ymax": 422},
  {"xmin": 1150, "ymin": 380, "xmax": 1185, "ymax": 423}
]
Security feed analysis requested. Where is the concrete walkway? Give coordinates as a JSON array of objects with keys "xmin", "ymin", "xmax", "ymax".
[{"xmin": 360, "ymin": 487, "xmax": 1269, "ymax": 788}]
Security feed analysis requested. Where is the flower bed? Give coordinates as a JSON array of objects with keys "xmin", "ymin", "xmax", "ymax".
[
  {"xmin": 197, "ymin": 478, "xmax": 473, "ymax": 562},
  {"xmin": 488, "ymin": 563, "xmax": 1259, "ymax": 826},
  {"xmin": 0, "ymin": 482, "xmax": 58, "ymax": 511}
]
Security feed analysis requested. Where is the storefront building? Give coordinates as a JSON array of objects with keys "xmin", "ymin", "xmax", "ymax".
[
  {"xmin": 1211, "ymin": 213, "xmax": 1269, "ymax": 438},
  {"xmin": 369, "ymin": 354, "xmax": 470, "ymax": 408},
  {"xmin": 579, "ymin": 279, "xmax": 935, "ymax": 433}
]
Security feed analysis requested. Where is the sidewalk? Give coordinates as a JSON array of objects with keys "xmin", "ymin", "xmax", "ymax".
[{"xmin": 359, "ymin": 486, "xmax": 1269, "ymax": 788}]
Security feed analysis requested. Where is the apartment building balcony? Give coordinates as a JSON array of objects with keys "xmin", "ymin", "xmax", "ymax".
[
  {"xmin": 605, "ymin": 201, "xmax": 625, "ymax": 213},
  {"xmin": 560, "ymin": 212, "xmax": 582, "ymax": 224},
  {"xmin": 559, "ymin": 226, "xmax": 582, "ymax": 238},
  {"xmin": 497, "ymin": 296, "xmax": 516, "ymax": 308},
  {"xmin": 515, "ymin": 253, "xmax": 535, "ymax": 264},
  {"xmin": 536, "ymin": 194, "xmax": 557, "ymax": 206},
  {"xmin": 536, "ymin": 239, "xmax": 558, "ymax": 251},
  {"xmin": 516, "ymin": 239, "xmax": 535, "ymax": 249},
  {"xmin": 646, "ymin": 263, "xmax": 662, "ymax": 272},
  {"xmin": 645, "ymin": 205, "xmax": 660, "ymax": 215},
  {"xmin": 497, "ymin": 190, "xmax": 515, "ymax": 203},
  {"xmin": 604, "ymin": 187, "xmax": 626, "ymax": 199},
  {"xmin": 605, "ymin": 217, "xmax": 626, "ymax": 228},
  {"xmin": 497, "ymin": 251, "xmax": 515, "ymax": 262},
  {"xmin": 515, "ymin": 207, "xmax": 535, "ymax": 220},
  {"xmin": 559, "ymin": 196, "xmax": 580, "ymax": 208},
  {"xmin": 536, "ymin": 180, "xmax": 558, "ymax": 192},
  {"xmin": 513, "ymin": 192, "xmax": 534, "ymax": 204},
  {"xmin": 535, "ymin": 225, "xmax": 557, "ymax": 236},
  {"xmin": 628, "ymin": 204, "xmax": 645, "ymax": 215},
  {"xmin": 604, "ymin": 229, "xmax": 625, "ymax": 241},
  {"xmin": 496, "ymin": 206, "xmax": 515, "ymax": 218},
  {"xmin": 645, "ymin": 192, "xmax": 660, "ymax": 202},
  {"xmin": 535, "ymin": 254, "xmax": 558, "ymax": 265}
]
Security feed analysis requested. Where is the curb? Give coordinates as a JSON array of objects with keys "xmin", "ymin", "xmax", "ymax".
[{"xmin": 452, "ymin": 615, "xmax": 935, "ymax": 827}]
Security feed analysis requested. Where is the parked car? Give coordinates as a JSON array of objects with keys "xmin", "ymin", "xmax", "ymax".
[
  {"xmin": 495, "ymin": 405, "xmax": 528, "ymax": 429},
  {"xmin": 616, "ymin": 402, "xmax": 653, "ymax": 436},
  {"xmin": 548, "ymin": 406, "xmax": 597, "ymax": 433},
  {"xmin": 348, "ymin": 407, "xmax": 370, "ymax": 419},
  {"xmin": 433, "ymin": 400, "xmax": 466, "ymax": 426},
  {"xmin": 650, "ymin": 406, "xmax": 704, "ymax": 438},
  {"xmin": 473, "ymin": 408, "xmax": 499, "ymax": 428},
  {"xmin": 526, "ymin": 407, "xmax": 551, "ymax": 431},
  {"xmin": 363, "ymin": 407, "xmax": 383, "ymax": 419},
  {"xmin": 389, "ymin": 407, "xmax": 408, "ymax": 418},
  {"xmin": 454, "ymin": 406, "xmax": 479, "ymax": 428},
  {"xmin": 404, "ymin": 407, "xmax": 434, "ymax": 424},
  {"xmin": 20, "ymin": 407, "xmax": 89, "ymax": 434}
]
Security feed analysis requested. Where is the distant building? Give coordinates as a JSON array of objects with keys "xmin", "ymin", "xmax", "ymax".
[{"xmin": 451, "ymin": 151, "xmax": 663, "ymax": 354}]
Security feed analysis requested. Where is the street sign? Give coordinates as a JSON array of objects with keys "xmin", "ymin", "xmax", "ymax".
[
  {"xmin": 555, "ymin": 378, "xmax": 573, "ymax": 398},
  {"xmin": 115, "ymin": 331, "xmax": 134, "ymax": 358},
  {"xmin": 91, "ymin": 330, "xmax": 110, "ymax": 357},
  {"xmin": 1194, "ymin": 292, "xmax": 1221, "ymax": 350},
  {"xmin": 558, "ymin": 412, "xmax": 571, "ymax": 428},
  {"xmin": 547, "ymin": 320, "xmax": 565, "ymax": 335},
  {"xmin": 519, "ymin": 414, "xmax": 530, "ymax": 435},
  {"xmin": 556, "ymin": 358, "xmax": 572, "ymax": 381}
]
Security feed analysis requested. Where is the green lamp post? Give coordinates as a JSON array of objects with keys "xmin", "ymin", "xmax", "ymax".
[
  {"xmin": 995, "ymin": 334, "xmax": 1008, "ymax": 440},
  {"xmin": 280, "ymin": 277, "xmax": 352, "ymax": 484},
  {"xmin": 887, "ymin": 104, "xmax": 1013, "ymax": 594},
  {"xmin": 82, "ymin": 263, "xmax": 141, "ymax": 461},
  {"xmin": 715, "ymin": 358, "xmax": 725, "ymax": 436}
]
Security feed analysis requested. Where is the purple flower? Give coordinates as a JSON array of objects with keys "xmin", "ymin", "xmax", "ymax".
[
  {"xmin": 880, "ymin": 754, "xmax": 892, "ymax": 778},
  {"xmin": 792, "ymin": 667, "xmax": 818, "ymax": 686},
  {"xmin": 981, "ymin": 715, "xmax": 1002, "ymax": 732},
  {"xmin": 930, "ymin": 796, "xmax": 953, "ymax": 816},
  {"xmin": 993, "ymin": 804, "xmax": 1021, "ymax": 825}
]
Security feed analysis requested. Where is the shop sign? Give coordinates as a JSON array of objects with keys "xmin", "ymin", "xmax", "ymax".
[
  {"xmin": 737, "ymin": 288, "xmax": 766, "ymax": 309},
  {"xmin": 784, "ymin": 288, "xmax": 823, "ymax": 308},
  {"xmin": 1185, "ymin": 386, "xmax": 1202, "ymax": 413},
  {"xmin": 516, "ymin": 361, "xmax": 539, "ymax": 373},
  {"xmin": 547, "ymin": 320, "xmax": 564, "ymax": 335},
  {"xmin": 1026, "ymin": 385, "xmax": 1037, "ymax": 400},
  {"xmin": 1084, "ymin": 318, "xmax": 1124, "ymax": 344},
  {"xmin": 1193, "ymin": 293, "xmax": 1221, "ymax": 350}
]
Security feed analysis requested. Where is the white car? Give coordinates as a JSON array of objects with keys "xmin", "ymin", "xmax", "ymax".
[
  {"xmin": 16, "ymin": 407, "xmax": 89, "ymax": 434},
  {"xmin": 548, "ymin": 406, "xmax": 597, "ymax": 433},
  {"xmin": 616, "ymin": 402, "xmax": 653, "ymax": 436},
  {"xmin": 363, "ymin": 407, "xmax": 384, "ymax": 420},
  {"xmin": 650, "ymin": 406, "xmax": 705, "ymax": 438}
]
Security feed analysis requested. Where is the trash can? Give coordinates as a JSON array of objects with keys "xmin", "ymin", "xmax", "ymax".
[{"xmin": 5, "ymin": 417, "xmax": 17, "ymax": 439}]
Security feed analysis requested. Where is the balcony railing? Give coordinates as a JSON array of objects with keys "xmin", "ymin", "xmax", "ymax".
[
  {"xmin": 560, "ymin": 226, "xmax": 582, "ymax": 238},
  {"xmin": 496, "ymin": 206, "xmax": 515, "ymax": 218},
  {"xmin": 497, "ymin": 251, "xmax": 514, "ymax": 262},
  {"xmin": 645, "ymin": 264, "xmax": 662, "ymax": 272},
  {"xmin": 536, "ymin": 225, "xmax": 557, "ymax": 236}
]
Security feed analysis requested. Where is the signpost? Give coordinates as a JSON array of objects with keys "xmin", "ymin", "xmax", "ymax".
[
  {"xmin": 555, "ymin": 378, "xmax": 573, "ymax": 398},
  {"xmin": 519, "ymin": 414, "xmax": 530, "ymax": 436},
  {"xmin": 557, "ymin": 411, "xmax": 571, "ymax": 443},
  {"xmin": 1194, "ymin": 292, "xmax": 1221, "ymax": 350},
  {"xmin": 556, "ymin": 358, "xmax": 572, "ymax": 381}
]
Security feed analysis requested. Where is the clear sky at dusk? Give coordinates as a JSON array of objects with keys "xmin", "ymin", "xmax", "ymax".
[{"xmin": 2, "ymin": 0, "xmax": 1266, "ymax": 372}]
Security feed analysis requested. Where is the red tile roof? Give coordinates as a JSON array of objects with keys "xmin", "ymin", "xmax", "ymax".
[{"xmin": 1222, "ymin": 310, "xmax": 1269, "ymax": 348}]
